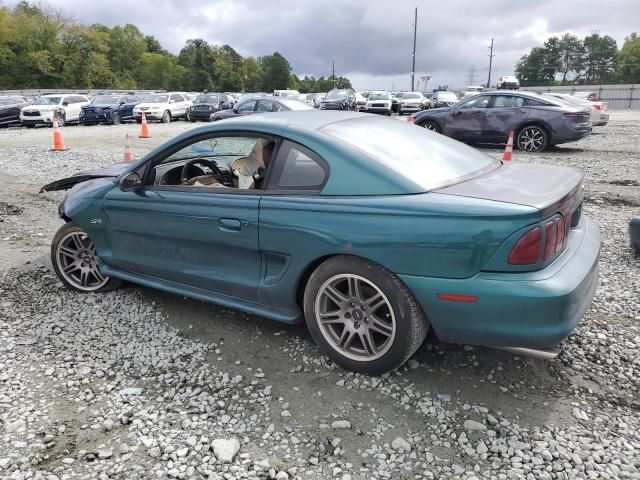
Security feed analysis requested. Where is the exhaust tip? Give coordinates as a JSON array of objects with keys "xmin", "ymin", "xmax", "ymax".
[{"xmin": 498, "ymin": 346, "xmax": 561, "ymax": 360}]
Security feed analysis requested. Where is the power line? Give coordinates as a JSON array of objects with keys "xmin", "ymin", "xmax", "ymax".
[{"xmin": 465, "ymin": 65, "xmax": 477, "ymax": 86}]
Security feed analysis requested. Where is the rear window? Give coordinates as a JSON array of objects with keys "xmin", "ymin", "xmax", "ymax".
[{"xmin": 321, "ymin": 117, "xmax": 498, "ymax": 190}]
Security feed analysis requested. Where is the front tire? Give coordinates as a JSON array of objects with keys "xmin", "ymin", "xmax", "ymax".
[
  {"xmin": 303, "ymin": 256, "xmax": 428, "ymax": 375},
  {"xmin": 420, "ymin": 120, "xmax": 441, "ymax": 133},
  {"xmin": 51, "ymin": 222, "xmax": 122, "ymax": 293},
  {"xmin": 161, "ymin": 110, "xmax": 171, "ymax": 123},
  {"xmin": 111, "ymin": 112, "xmax": 121, "ymax": 125},
  {"xmin": 55, "ymin": 112, "xmax": 66, "ymax": 127},
  {"xmin": 516, "ymin": 125, "xmax": 548, "ymax": 152}
]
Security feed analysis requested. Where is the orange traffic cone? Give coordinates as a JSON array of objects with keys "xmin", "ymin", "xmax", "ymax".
[
  {"xmin": 123, "ymin": 133, "xmax": 133, "ymax": 162},
  {"xmin": 139, "ymin": 112, "xmax": 150, "ymax": 138},
  {"xmin": 502, "ymin": 130, "xmax": 514, "ymax": 161},
  {"xmin": 51, "ymin": 118, "xmax": 67, "ymax": 151},
  {"xmin": 409, "ymin": 114, "xmax": 415, "ymax": 124}
]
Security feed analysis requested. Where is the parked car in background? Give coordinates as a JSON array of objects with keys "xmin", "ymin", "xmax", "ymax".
[
  {"xmin": 132, "ymin": 93, "xmax": 191, "ymax": 123},
  {"xmin": 305, "ymin": 93, "xmax": 325, "ymax": 108},
  {"xmin": 497, "ymin": 76, "xmax": 520, "ymax": 90},
  {"xmin": 42, "ymin": 111, "xmax": 600, "ymax": 374},
  {"xmin": 236, "ymin": 93, "xmax": 267, "ymax": 105},
  {"xmin": 273, "ymin": 89, "xmax": 300, "ymax": 97},
  {"xmin": 543, "ymin": 93, "xmax": 609, "ymax": 127},
  {"xmin": 320, "ymin": 89, "xmax": 356, "ymax": 110},
  {"xmin": 398, "ymin": 92, "xmax": 428, "ymax": 114},
  {"xmin": 389, "ymin": 92, "xmax": 401, "ymax": 113},
  {"xmin": 0, "ymin": 96, "xmax": 30, "ymax": 127},
  {"xmin": 355, "ymin": 92, "xmax": 367, "ymax": 110},
  {"xmin": 363, "ymin": 92, "xmax": 392, "ymax": 115},
  {"xmin": 187, "ymin": 93, "xmax": 233, "ymax": 122},
  {"xmin": 210, "ymin": 96, "xmax": 313, "ymax": 121},
  {"xmin": 413, "ymin": 91, "xmax": 591, "ymax": 152},
  {"xmin": 461, "ymin": 87, "xmax": 483, "ymax": 99},
  {"xmin": 573, "ymin": 91, "xmax": 600, "ymax": 102},
  {"xmin": 432, "ymin": 91, "xmax": 459, "ymax": 108},
  {"xmin": 20, "ymin": 94, "xmax": 90, "ymax": 127},
  {"xmin": 80, "ymin": 94, "xmax": 139, "ymax": 125}
]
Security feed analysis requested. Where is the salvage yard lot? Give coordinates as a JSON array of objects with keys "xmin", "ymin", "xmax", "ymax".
[{"xmin": 0, "ymin": 113, "xmax": 639, "ymax": 479}]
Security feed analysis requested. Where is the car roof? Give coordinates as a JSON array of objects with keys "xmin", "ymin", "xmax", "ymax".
[{"xmin": 139, "ymin": 111, "xmax": 422, "ymax": 195}]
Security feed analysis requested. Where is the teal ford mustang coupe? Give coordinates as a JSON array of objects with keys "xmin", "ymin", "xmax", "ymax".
[{"xmin": 42, "ymin": 111, "xmax": 600, "ymax": 374}]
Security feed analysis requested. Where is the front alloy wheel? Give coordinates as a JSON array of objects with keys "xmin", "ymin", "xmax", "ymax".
[
  {"xmin": 517, "ymin": 125, "xmax": 548, "ymax": 152},
  {"xmin": 51, "ymin": 222, "xmax": 122, "ymax": 293},
  {"xmin": 304, "ymin": 256, "xmax": 428, "ymax": 374}
]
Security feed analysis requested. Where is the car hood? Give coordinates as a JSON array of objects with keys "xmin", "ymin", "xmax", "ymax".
[
  {"xmin": 24, "ymin": 105, "xmax": 58, "ymax": 111},
  {"xmin": 135, "ymin": 103, "xmax": 167, "ymax": 109},
  {"xmin": 40, "ymin": 163, "xmax": 128, "ymax": 192}
]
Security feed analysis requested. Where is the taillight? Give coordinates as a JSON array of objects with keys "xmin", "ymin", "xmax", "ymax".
[
  {"xmin": 564, "ymin": 111, "xmax": 589, "ymax": 118},
  {"xmin": 508, "ymin": 227, "xmax": 542, "ymax": 265},
  {"xmin": 555, "ymin": 218, "xmax": 565, "ymax": 253},
  {"xmin": 592, "ymin": 104, "xmax": 603, "ymax": 110},
  {"xmin": 543, "ymin": 221, "xmax": 557, "ymax": 260}
]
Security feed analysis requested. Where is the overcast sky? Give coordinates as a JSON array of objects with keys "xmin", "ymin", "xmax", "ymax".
[{"xmin": 6, "ymin": 0, "xmax": 640, "ymax": 91}]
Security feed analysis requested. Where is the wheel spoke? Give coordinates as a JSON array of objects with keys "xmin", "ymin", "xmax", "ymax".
[
  {"xmin": 347, "ymin": 277, "xmax": 362, "ymax": 301},
  {"xmin": 365, "ymin": 293, "xmax": 386, "ymax": 312},
  {"xmin": 324, "ymin": 285, "xmax": 347, "ymax": 306},
  {"xmin": 79, "ymin": 270, "xmax": 90, "ymax": 287},
  {"xmin": 63, "ymin": 262, "xmax": 79, "ymax": 273},
  {"xmin": 369, "ymin": 316, "xmax": 394, "ymax": 337},
  {"xmin": 59, "ymin": 246, "xmax": 76, "ymax": 259},
  {"xmin": 71, "ymin": 234, "xmax": 84, "ymax": 250},
  {"xmin": 319, "ymin": 310, "xmax": 344, "ymax": 325},
  {"xmin": 359, "ymin": 330, "xmax": 378, "ymax": 355},
  {"xmin": 91, "ymin": 268, "xmax": 105, "ymax": 283},
  {"xmin": 338, "ymin": 328, "xmax": 356, "ymax": 349}
]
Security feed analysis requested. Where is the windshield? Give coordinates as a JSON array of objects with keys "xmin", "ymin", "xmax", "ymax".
[
  {"xmin": 322, "ymin": 117, "xmax": 497, "ymax": 190},
  {"xmin": 145, "ymin": 95, "xmax": 169, "ymax": 103},
  {"xmin": 403, "ymin": 93, "xmax": 421, "ymax": 99},
  {"xmin": 33, "ymin": 96, "xmax": 61, "ymax": 105},
  {"xmin": 326, "ymin": 90, "xmax": 348, "ymax": 100},
  {"xmin": 195, "ymin": 94, "xmax": 219, "ymax": 104},
  {"xmin": 369, "ymin": 94, "xmax": 390, "ymax": 101},
  {"xmin": 164, "ymin": 136, "xmax": 264, "ymax": 164},
  {"xmin": 91, "ymin": 96, "xmax": 120, "ymax": 105},
  {"xmin": 437, "ymin": 92, "xmax": 458, "ymax": 101}
]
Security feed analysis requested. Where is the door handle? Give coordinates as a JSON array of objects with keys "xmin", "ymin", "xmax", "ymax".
[{"xmin": 219, "ymin": 218, "xmax": 242, "ymax": 231}]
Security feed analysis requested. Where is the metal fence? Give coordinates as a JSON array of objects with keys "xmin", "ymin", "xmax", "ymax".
[
  {"xmin": 0, "ymin": 89, "xmax": 162, "ymax": 97},
  {"xmin": 519, "ymin": 84, "xmax": 639, "ymax": 110}
]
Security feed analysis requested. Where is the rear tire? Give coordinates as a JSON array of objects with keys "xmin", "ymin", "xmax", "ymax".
[
  {"xmin": 51, "ymin": 222, "xmax": 123, "ymax": 293},
  {"xmin": 303, "ymin": 256, "xmax": 428, "ymax": 375},
  {"xmin": 516, "ymin": 125, "xmax": 548, "ymax": 152}
]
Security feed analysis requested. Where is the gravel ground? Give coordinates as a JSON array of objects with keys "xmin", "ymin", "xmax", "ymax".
[{"xmin": 0, "ymin": 114, "xmax": 639, "ymax": 479}]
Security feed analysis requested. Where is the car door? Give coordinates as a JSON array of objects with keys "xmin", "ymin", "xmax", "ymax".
[
  {"xmin": 258, "ymin": 140, "xmax": 330, "ymax": 311},
  {"xmin": 483, "ymin": 94, "xmax": 530, "ymax": 142},
  {"xmin": 256, "ymin": 99, "xmax": 282, "ymax": 113},
  {"xmin": 443, "ymin": 94, "xmax": 491, "ymax": 141},
  {"xmin": 235, "ymin": 100, "xmax": 258, "ymax": 116},
  {"xmin": 100, "ymin": 133, "xmax": 269, "ymax": 300},
  {"xmin": 169, "ymin": 94, "xmax": 185, "ymax": 117},
  {"xmin": 0, "ymin": 98, "xmax": 20, "ymax": 124}
]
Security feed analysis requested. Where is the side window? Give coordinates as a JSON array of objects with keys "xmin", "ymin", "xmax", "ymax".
[
  {"xmin": 237, "ymin": 100, "xmax": 256, "ymax": 112},
  {"xmin": 523, "ymin": 98, "xmax": 548, "ymax": 107},
  {"xmin": 257, "ymin": 100, "xmax": 280, "ymax": 112},
  {"xmin": 170, "ymin": 94, "xmax": 182, "ymax": 103},
  {"xmin": 458, "ymin": 95, "xmax": 490, "ymax": 109},
  {"xmin": 268, "ymin": 141, "xmax": 328, "ymax": 192},
  {"xmin": 492, "ymin": 95, "xmax": 525, "ymax": 108}
]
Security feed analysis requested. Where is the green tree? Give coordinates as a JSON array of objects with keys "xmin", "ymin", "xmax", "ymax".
[
  {"xmin": 288, "ymin": 73, "xmax": 299, "ymax": 90},
  {"xmin": 582, "ymin": 34, "xmax": 617, "ymax": 84},
  {"xmin": 178, "ymin": 39, "xmax": 216, "ymax": 91},
  {"xmin": 107, "ymin": 23, "xmax": 146, "ymax": 87},
  {"xmin": 616, "ymin": 33, "xmax": 640, "ymax": 83},
  {"xmin": 515, "ymin": 47, "xmax": 556, "ymax": 86},
  {"xmin": 215, "ymin": 44, "xmax": 244, "ymax": 91},
  {"xmin": 137, "ymin": 52, "xmax": 185, "ymax": 90},
  {"xmin": 259, "ymin": 52, "xmax": 291, "ymax": 92},
  {"xmin": 557, "ymin": 33, "xmax": 584, "ymax": 84},
  {"xmin": 243, "ymin": 56, "xmax": 262, "ymax": 92}
]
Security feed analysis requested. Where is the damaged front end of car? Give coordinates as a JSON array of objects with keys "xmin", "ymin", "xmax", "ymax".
[{"xmin": 40, "ymin": 163, "xmax": 131, "ymax": 193}]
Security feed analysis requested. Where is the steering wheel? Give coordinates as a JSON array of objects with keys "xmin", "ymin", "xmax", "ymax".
[{"xmin": 180, "ymin": 159, "xmax": 223, "ymax": 184}]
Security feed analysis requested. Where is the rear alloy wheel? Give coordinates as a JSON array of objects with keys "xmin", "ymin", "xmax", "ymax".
[
  {"xmin": 421, "ymin": 120, "xmax": 441, "ymax": 133},
  {"xmin": 517, "ymin": 125, "xmax": 548, "ymax": 152},
  {"xmin": 51, "ymin": 222, "xmax": 122, "ymax": 293},
  {"xmin": 304, "ymin": 256, "xmax": 428, "ymax": 374},
  {"xmin": 162, "ymin": 110, "xmax": 171, "ymax": 123}
]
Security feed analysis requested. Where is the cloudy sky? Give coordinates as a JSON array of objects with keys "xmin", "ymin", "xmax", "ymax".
[{"xmin": 6, "ymin": 0, "xmax": 640, "ymax": 90}]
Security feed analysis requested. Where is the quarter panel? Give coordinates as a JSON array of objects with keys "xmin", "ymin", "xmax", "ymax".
[{"xmin": 258, "ymin": 193, "xmax": 539, "ymax": 311}]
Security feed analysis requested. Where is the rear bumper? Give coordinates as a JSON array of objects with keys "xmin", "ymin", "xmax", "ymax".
[{"xmin": 400, "ymin": 215, "xmax": 600, "ymax": 349}]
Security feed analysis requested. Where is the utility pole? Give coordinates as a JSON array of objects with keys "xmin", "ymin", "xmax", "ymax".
[
  {"xmin": 487, "ymin": 38, "xmax": 495, "ymax": 89},
  {"xmin": 332, "ymin": 60, "xmax": 336, "ymax": 89},
  {"xmin": 411, "ymin": 7, "xmax": 417, "ymax": 91}
]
